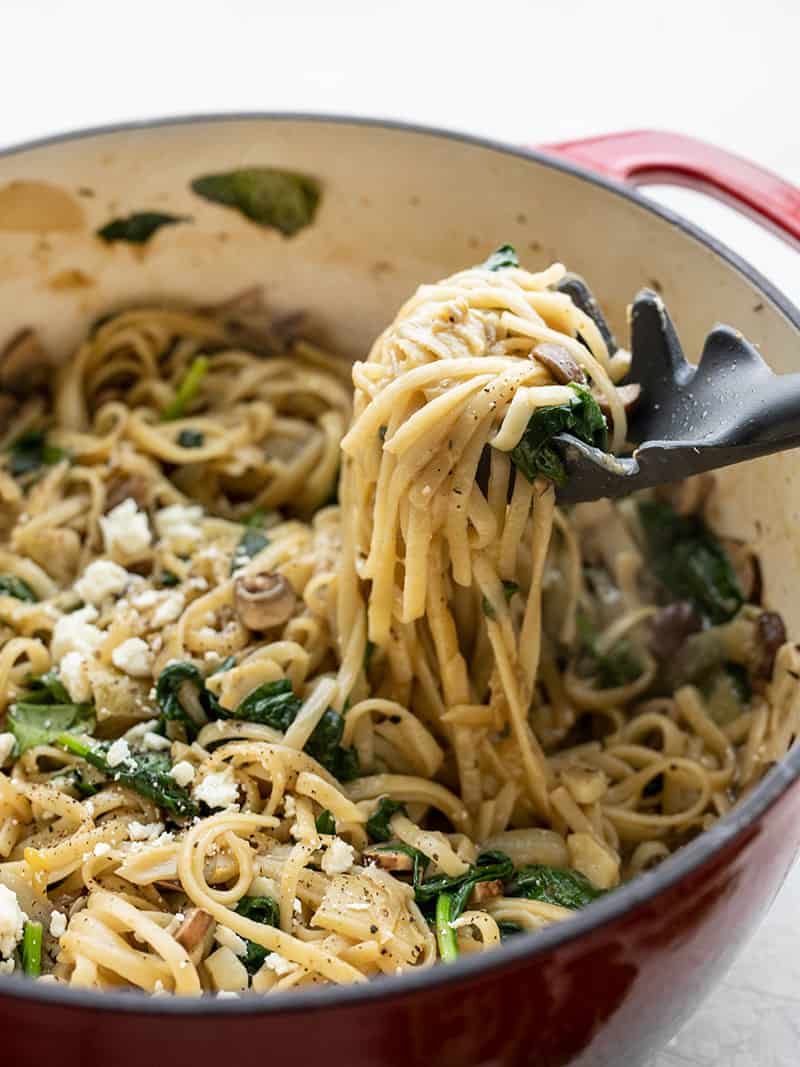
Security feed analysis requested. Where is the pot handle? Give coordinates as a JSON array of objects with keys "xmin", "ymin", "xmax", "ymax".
[{"xmin": 540, "ymin": 130, "xmax": 800, "ymax": 248}]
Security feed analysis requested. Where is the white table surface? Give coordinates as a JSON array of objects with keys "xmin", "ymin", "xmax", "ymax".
[{"xmin": 2, "ymin": 2, "xmax": 800, "ymax": 1062}]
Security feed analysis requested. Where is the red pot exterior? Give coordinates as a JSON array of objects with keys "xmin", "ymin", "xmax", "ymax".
[{"xmin": 3, "ymin": 776, "xmax": 799, "ymax": 1067}]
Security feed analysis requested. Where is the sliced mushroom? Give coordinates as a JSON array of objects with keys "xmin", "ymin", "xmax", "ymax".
[
  {"xmin": 649, "ymin": 601, "xmax": 703, "ymax": 660},
  {"xmin": 362, "ymin": 847, "xmax": 415, "ymax": 873},
  {"xmin": 532, "ymin": 342, "xmax": 586, "ymax": 385},
  {"xmin": 755, "ymin": 611, "xmax": 787, "ymax": 680},
  {"xmin": 0, "ymin": 329, "xmax": 52, "ymax": 393},
  {"xmin": 104, "ymin": 474, "xmax": 149, "ymax": 512},
  {"xmin": 596, "ymin": 383, "xmax": 641, "ymax": 417},
  {"xmin": 469, "ymin": 879, "xmax": 504, "ymax": 906},
  {"xmin": 234, "ymin": 571, "xmax": 296, "ymax": 630},
  {"xmin": 175, "ymin": 907, "xmax": 216, "ymax": 966}
]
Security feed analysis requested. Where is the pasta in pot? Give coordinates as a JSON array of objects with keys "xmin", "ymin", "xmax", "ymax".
[{"xmin": 0, "ymin": 252, "xmax": 796, "ymax": 996}]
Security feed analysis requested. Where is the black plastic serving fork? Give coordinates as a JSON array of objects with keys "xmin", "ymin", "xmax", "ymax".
[{"xmin": 551, "ymin": 275, "xmax": 800, "ymax": 503}]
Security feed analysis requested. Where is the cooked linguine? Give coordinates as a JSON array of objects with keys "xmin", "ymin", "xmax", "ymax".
[{"xmin": 0, "ymin": 253, "xmax": 796, "ymax": 995}]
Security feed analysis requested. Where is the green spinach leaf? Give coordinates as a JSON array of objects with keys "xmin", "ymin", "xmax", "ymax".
[
  {"xmin": 365, "ymin": 797, "xmax": 406, "ymax": 843},
  {"xmin": 234, "ymin": 895, "xmax": 280, "ymax": 975},
  {"xmin": 507, "ymin": 864, "xmax": 605, "ymax": 909},
  {"xmin": 7, "ymin": 430, "xmax": 67, "ymax": 478},
  {"xmin": 57, "ymin": 734, "xmax": 197, "ymax": 818},
  {"xmin": 480, "ymin": 244, "xmax": 519, "ymax": 271},
  {"xmin": 510, "ymin": 385, "xmax": 608, "ymax": 486},
  {"xmin": 155, "ymin": 661, "xmax": 226, "ymax": 741},
  {"xmin": 177, "ymin": 428, "xmax": 204, "ymax": 448},
  {"xmin": 638, "ymin": 500, "xmax": 743, "ymax": 623},
  {"xmin": 191, "ymin": 169, "xmax": 320, "ymax": 237},
  {"xmin": 0, "ymin": 575, "xmax": 37, "ymax": 602},
  {"xmin": 97, "ymin": 212, "xmax": 188, "ymax": 245}
]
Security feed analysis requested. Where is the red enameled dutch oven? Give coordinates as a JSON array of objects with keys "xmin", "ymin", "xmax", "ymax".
[{"xmin": 1, "ymin": 117, "xmax": 800, "ymax": 1067}]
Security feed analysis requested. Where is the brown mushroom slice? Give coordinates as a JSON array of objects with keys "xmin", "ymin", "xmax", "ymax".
[
  {"xmin": 0, "ymin": 329, "xmax": 52, "ymax": 393},
  {"xmin": 532, "ymin": 342, "xmax": 586, "ymax": 385},
  {"xmin": 104, "ymin": 474, "xmax": 150, "ymax": 512},
  {"xmin": 362, "ymin": 847, "xmax": 415, "ymax": 873},
  {"xmin": 234, "ymin": 571, "xmax": 296, "ymax": 630},
  {"xmin": 469, "ymin": 879, "xmax": 504, "ymax": 906},
  {"xmin": 595, "ymin": 383, "xmax": 641, "ymax": 417},
  {"xmin": 649, "ymin": 601, "xmax": 703, "ymax": 660},
  {"xmin": 175, "ymin": 907, "xmax": 216, "ymax": 966},
  {"xmin": 755, "ymin": 611, "xmax": 787, "ymax": 680}
]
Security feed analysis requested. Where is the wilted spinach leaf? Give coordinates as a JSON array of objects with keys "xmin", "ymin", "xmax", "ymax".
[
  {"xmin": 155, "ymin": 660, "xmax": 227, "ymax": 740},
  {"xmin": 507, "ymin": 864, "xmax": 605, "ymax": 909},
  {"xmin": 576, "ymin": 611, "xmax": 643, "ymax": 689},
  {"xmin": 191, "ymin": 169, "xmax": 320, "ymax": 237},
  {"xmin": 234, "ymin": 895, "xmax": 280, "ymax": 975},
  {"xmin": 480, "ymin": 244, "xmax": 519, "ymax": 271},
  {"xmin": 7, "ymin": 430, "xmax": 67, "ymax": 477},
  {"xmin": 0, "ymin": 575, "xmax": 37, "ymax": 602},
  {"xmin": 57, "ymin": 734, "xmax": 197, "ymax": 817},
  {"xmin": 97, "ymin": 212, "xmax": 188, "ymax": 245},
  {"xmin": 366, "ymin": 797, "xmax": 407, "ymax": 842},
  {"xmin": 638, "ymin": 500, "xmax": 743, "ymax": 624},
  {"xmin": 177, "ymin": 429, "xmax": 204, "ymax": 448},
  {"xmin": 510, "ymin": 385, "xmax": 607, "ymax": 486}
]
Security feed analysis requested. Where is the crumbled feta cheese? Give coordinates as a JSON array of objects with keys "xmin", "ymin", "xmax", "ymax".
[
  {"xmin": 106, "ymin": 738, "xmax": 131, "ymax": 767},
  {"xmin": 193, "ymin": 768, "xmax": 239, "ymax": 810},
  {"xmin": 73, "ymin": 560, "xmax": 130, "ymax": 604},
  {"xmin": 321, "ymin": 838, "xmax": 356, "ymax": 876},
  {"xmin": 0, "ymin": 885, "xmax": 27, "ymax": 959},
  {"xmin": 293, "ymin": 897, "xmax": 303, "ymax": 916},
  {"xmin": 155, "ymin": 505, "xmax": 204, "ymax": 553},
  {"xmin": 112, "ymin": 637, "xmax": 153, "ymax": 678},
  {"xmin": 49, "ymin": 911, "xmax": 67, "ymax": 939},
  {"xmin": 99, "ymin": 499, "xmax": 152, "ymax": 560},
  {"xmin": 264, "ymin": 952, "xmax": 294, "ymax": 976},
  {"xmin": 132, "ymin": 589, "xmax": 159, "ymax": 609},
  {"xmin": 188, "ymin": 577, "xmax": 209, "ymax": 592},
  {"xmin": 59, "ymin": 651, "xmax": 91, "ymax": 703},
  {"xmin": 216, "ymin": 991, "xmax": 239, "ymax": 999},
  {"xmin": 170, "ymin": 760, "xmax": 195, "ymax": 787},
  {"xmin": 142, "ymin": 731, "xmax": 171, "ymax": 751},
  {"xmin": 128, "ymin": 821, "xmax": 165, "ymax": 842},
  {"xmin": 93, "ymin": 841, "xmax": 111, "ymax": 857},
  {"xmin": 151, "ymin": 591, "xmax": 185, "ymax": 628},
  {"xmin": 51, "ymin": 605, "xmax": 103, "ymax": 660},
  {"xmin": 0, "ymin": 958, "xmax": 14, "ymax": 975},
  {"xmin": 215, "ymin": 926, "xmax": 248, "ymax": 957},
  {"xmin": 0, "ymin": 732, "xmax": 15, "ymax": 766}
]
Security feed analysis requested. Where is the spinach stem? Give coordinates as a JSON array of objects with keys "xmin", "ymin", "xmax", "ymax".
[
  {"xmin": 162, "ymin": 356, "xmax": 209, "ymax": 420},
  {"xmin": 22, "ymin": 921, "xmax": 42, "ymax": 977},
  {"xmin": 435, "ymin": 892, "xmax": 459, "ymax": 963}
]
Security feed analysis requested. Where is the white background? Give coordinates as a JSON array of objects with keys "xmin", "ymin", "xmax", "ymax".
[{"xmin": 2, "ymin": 1, "xmax": 800, "ymax": 1063}]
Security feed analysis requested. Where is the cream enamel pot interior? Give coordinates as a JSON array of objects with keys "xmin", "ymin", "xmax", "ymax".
[{"xmin": 1, "ymin": 116, "xmax": 800, "ymax": 1067}]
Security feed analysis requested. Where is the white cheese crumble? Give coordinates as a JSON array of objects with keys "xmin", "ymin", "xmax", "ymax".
[
  {"xmin": 128, "ymin": 820, "xmax": 165, "ymax": 842},
  {"xmin": 0, "ymin": 958, "xmax": 14, "ymax": 975},
  {"xmin": 51, "ymin": 605, "xmax": 104, "ymax": 661},
  {"xmin": 93, "ymin": 842, "xmax": 112, "ymax": 857},
  {"xmin": 216, "ymin": 991, "xmax": 239, "ymax": 999},
  {"xmin": 193, "ymin": 768, "xmax": 239, "ymax": 810},
  {"xmin": 112, "ymin": 637, "xmax": 153, "ymax": 678},
  {"xmin": 73, "ymin": 559, "xmax": 130, "ymax": 605},
  {"xmin": 0, "ymin": 885, "xmax": 27, "ymax": 959},
  {"xmin": 99, "ymin": 498, "xmax": 152, "ymax": 560},
  {"xmin": 132, "ymin": 589, "xmax": 159, "ymax": 609},
  {"xmin": 263, "ymin": 952, "xmax": 294, "ymax": 976},
  {"xmin": 49, "ymin": 911, "xmax": 67, "ymax": 939},
  {"xmin": 170, "ymin": 760, "xmax": 195, "ymax": 787},
  {"xmin": 123, "ymin": 719, "xmax": 160, "ymax": 742},
  {"xmin": 59, "ymin": 651, "xmax": 91, "ymax": 703},
  {"xmin": 155, "ymin": 504, "xmax": 204, "ymax": 553},
  {"xmin": 215, "ymin": 926, "xmax": 248, "ymax": 957},
  {"xmin": 151, "ymin": 591, "xmax": 185, "ymax": 628},
  {"xmin": 0, "ymin": 732, "xmax": 15, "ymax": 766},
  {"xmin": 106, "ymin": 738, "xmax": 131, "ymax": 767},
  {"xmin": 321, "ymin": 837, "xmax": 356, "ymax": 876}
]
